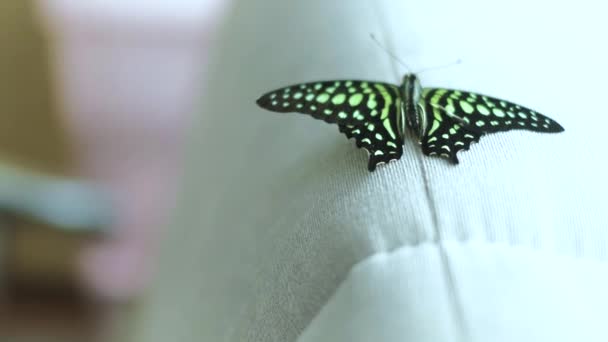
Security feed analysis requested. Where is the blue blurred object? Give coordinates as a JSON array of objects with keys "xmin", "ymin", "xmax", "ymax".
[{"xmin": 0, "ymin": 163, "xmax": 112, "ymax": 231}]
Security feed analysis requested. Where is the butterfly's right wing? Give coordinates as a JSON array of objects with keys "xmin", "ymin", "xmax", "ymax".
[
  {"xmin": 418, "ymin": 88, "xmax": 564, "ymax": 163},
  {"xmin": 257, "ymin": 81, "xmax": 403, "ymax": 171}
]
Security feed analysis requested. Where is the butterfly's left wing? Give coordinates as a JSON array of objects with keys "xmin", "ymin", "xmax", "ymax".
[
  {"xmin": 419, "ymin": 88, "xmax": 564, "ymax": 163},
  {"xmin": 257, "ymin": 80, "xmax": 403, "ymax": 171},
  {"xmin": 337, "ymin": 121, "xmax": 403, "ymax": 171}
]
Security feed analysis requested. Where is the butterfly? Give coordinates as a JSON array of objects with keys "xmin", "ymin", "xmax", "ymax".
[{"xmin": 256, "ymin": 74, "xmax": 564, "ymax": 171}]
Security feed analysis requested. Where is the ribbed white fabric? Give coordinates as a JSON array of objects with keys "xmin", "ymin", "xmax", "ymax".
[
  {"xmin": 298, "ymin": 241, "xmax": 608, "ymax": 342},
  {"xmin": 128, "ymin": 1, "xmax": 608, "ymax": 341}
]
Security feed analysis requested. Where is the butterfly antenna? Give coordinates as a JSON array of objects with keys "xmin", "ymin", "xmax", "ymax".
[
  {"xmin": 370, "ymin": 33, "xmax": 413, "ymax": 73},
  {"xmin": 416, "ymin": 59, "xmax": 463, "ymax": 75}
]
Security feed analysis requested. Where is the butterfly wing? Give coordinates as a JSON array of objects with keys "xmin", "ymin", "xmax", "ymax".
[
  {"xmin": 257, "ymin": 81, "xmax": 403, "ymax": 171},
  {"xmin": 419, "ymin": 88, "xmax": 564, "ymax": 163},
  {"xmin": 337, "ymin": 122, "xmax": 403, "ymax": 171}
]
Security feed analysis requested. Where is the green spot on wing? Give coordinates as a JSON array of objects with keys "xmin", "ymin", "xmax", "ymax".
[
  {"xmin": 332, "ymin": 94, "xmax": 346, "ymax": 105},
  {"xmin": 353, "ymin": 110, "xmax": 364, "ymax": 121},
  {"xmin": 316, "ymin": 93, "xmax": 330, "ymax": 103},
  {"xmin": 367, "ymin": 94, "xmax": 377, "ymax": 109},
  {"xmin": 374, "ymin": 84, "xmax": 393, "ymax": 120},
  {"xmin": 348, "ymin": 93, "xmax": 364, "ymax": 106},
  {"xmin": 492, "ymin": 108, "xmax": 506, "ymax": 117},
  {"xmin": 428, "ymin": 119, "xmax": 441, "ymax": 136},
  {"xmin": 477, "ymin": 104, "xmax": 490, "ymax": 115},
  {"xmin": 383, "ymin": 119, "xmax": 396, "ymax": 140},
  {"xmin": 460, "ymin": 100, "xmax": 475, "ymax": 114}
]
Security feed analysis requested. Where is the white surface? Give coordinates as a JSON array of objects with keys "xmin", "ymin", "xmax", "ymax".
[
  {"xmin": 297, "ymin": 243, "xmax": 461, "ymax": 342},
  {"xmin": 298, "ymin": 241, "xmax": 608, "ymax": 342},
  {"xmin": 128, "ymin": 0, "xmax": 608, "ymax": 341}
]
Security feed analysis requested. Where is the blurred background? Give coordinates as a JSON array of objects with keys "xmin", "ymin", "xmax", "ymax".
[{"xmin": 0, "ymin": 0, "xmax": 230, "ymax": 340}]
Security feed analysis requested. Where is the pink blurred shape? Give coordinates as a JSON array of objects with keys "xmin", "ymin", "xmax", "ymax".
[{"xmin": 36, "ymin": 0, "xmax": 231, "ymax": 302}]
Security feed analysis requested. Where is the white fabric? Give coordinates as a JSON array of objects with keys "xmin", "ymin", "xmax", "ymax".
[
  {"xmin": 128, "ymin": 0, "xmax": 608, "ymax": 341},
  {"xmin": 298, "ymin": 241, "xmax": 608, "ymax": 342}
]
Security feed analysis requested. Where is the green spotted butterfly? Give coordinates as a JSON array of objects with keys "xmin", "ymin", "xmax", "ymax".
[{"xmin": 256, "ymin": 74, "xmax": 564, "ymax": 171}]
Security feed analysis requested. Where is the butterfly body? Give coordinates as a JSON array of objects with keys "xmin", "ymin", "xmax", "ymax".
[{"xmin": 256, "ymin": 74, "xmax": 564, "ymax": 171}]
